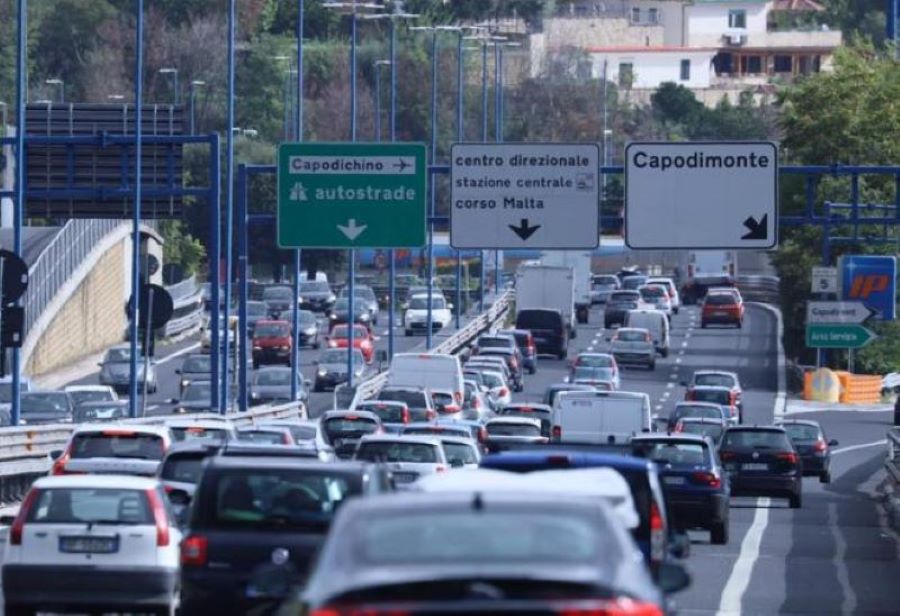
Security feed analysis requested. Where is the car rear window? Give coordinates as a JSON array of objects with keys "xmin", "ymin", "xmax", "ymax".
[
  {"xmin": 610, "ymin": 291, "xmax": 640, "ymax": 302},
  {"xmin": 355, "ymin": 441, "xmax": 438, "ymax": 463},
  {"xmin": 781, "ymin": 424, "xmax": 821, "ymax": 441},
  {"xmin": 616, "ymin": 330, "xmax": 647, "ymax": 342},
  {"xmin": 675, "ymin": 405, "xmax": 722, "ymax": 421},
  {"xmin": 26, "ymin": 488, "xmax": 154, "ymax": 525},
  {"xmin": 442, "ymin": 442, "xmax": 479, "ymax": 466},
  {"xmin": 160, "ymin": 455, "xmax": 206, "ymax": 484},
  {"xmin": 487, "ymin": 423, "xmax": 541, "ymax": 437},
  {"xmin": 70, "ymin": 432, "xmax": 165, "ymax": 460},
  {"xmin": 255, "ymin": 323, "xmax": 290, "ymax": 338},
  {"xmin": 207, "ymin": 469, "xmax": 356, "ymax": 530},
  {"xmin": 575, "ymin": 355, "xmax": 614, "ymax": 368},
  {"xmin": 572, "ymin": 366, "xmax": 614, "ymax": 381},
  {"xmin": 679, "ymin": 421, "xmax": 725, "ymax": 441},
  {"xmin": 237, "ymin": 430, "xmax": 287, "ymax": 444},
  {"xmin": 694, "ymin": 374, "xmax": 735, "ymax": 388},
  {"xmin": 515, "ymin": 310, "xmax": 561, "ymax": 330},
  {"xmin": 722, "ymin": 430, "xmax": 792, "ymax": 449},
  {"xmin": 633, "ymin": 441, "xmax": 708, "ymax": 466},
  {"xmin": 705, "ymin": 294, "xmax": 736, "ymax": 306},
  {"xmin": 182, "ymin": 357, "xmax": 211, "ymax": 373},
  {"xmin": 478, "ymin": 337, "xmax": 511, "ymax": 349},
  {"xmin": 357, "ymin": 403, "xmax": 406, "ymax": 423},
  {"xmin": 640, "ymin": 286, "xmax": 665, "ymax": 298},
  {"xmin": 692, "ymin": 390, "xmax": 730, "ymax": 405},
  {"xmin": 359, "ymin": 511, "xmax": 612, "ymax": 564},
  {"xmin": 323, "ymin": 418, "xmax": 379, "ymax": 441},
  {"xmin": 171, "ymin": 426, "xmax": 229, "ymax": 443},
  {"xmin": 67, "ymin": 390, "xmax": 115, "ymax": 405},
  {"xmin": 377, "ymin": 389, "xmax": 428, "ymax": 408}
]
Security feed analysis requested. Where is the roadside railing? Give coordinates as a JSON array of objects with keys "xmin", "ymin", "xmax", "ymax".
[
  {"xmin": 887, "ymin": 427, "xmax": 900, "ymax": 484},
  {"xmin": 162, "ymin": 274, "xmax": 204, "ymax": 338},
  {"xmin": 736, "ymin": 274, "xmax": 780, "ymax": 304},
  {"xmin": 0, "ymin": 400, "xmax": 307, "ymax": 504}
]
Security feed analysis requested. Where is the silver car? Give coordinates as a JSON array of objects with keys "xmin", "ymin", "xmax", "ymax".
[
  {"xmin": 98, "ymin": 344, "xmax": 157, "ymax": 394},
  {"xmin": 609, "ymin": 327, "xmax": 656, "ymax": 370}
]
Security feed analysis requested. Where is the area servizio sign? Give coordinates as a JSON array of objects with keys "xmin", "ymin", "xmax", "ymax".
[
  {"xmin": 625, "ymin": 141, "xmax": 778, "ymax": 250},
  {"xmin": 277, "ymin": 142, "xmax": 427, "ymax": 249},
  {"xmin": 450, "ymin": 143, "xmax": 600, "ymax": 249},
  {"xmin": 805, "ymin": 324, "xmax": 876, "ymax": 349}
]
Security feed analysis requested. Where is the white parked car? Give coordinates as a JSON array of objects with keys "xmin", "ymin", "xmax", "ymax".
[
  {"xmin": 2, "ymin": 474, "xmax": 181, "ymax": 615},
  {"xmin": 353, "ymin": 434, "xmax": 448, "ymax": 487},
  {"xmin": 404, "ymin": 293, "xmax": 452, "ymax": 336}
]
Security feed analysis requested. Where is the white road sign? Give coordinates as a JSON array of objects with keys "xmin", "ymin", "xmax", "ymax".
[
  {"xmin": 625, "ymin": 141, "xmax": 778, "ymax": 250},
  {"xmin": 450, "ymin": 143, "xmax": 600, "ymax": 249},
  {"xmin": 810, "ymin": 266, "xmax": 838, "ymax": 294},
  {"xmin": 806, "ymin": 301, "xmax": 875, "ymax": 325}
]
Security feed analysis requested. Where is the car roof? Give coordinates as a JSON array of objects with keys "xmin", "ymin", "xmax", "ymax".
[
  {"xmin": 165, "ymin": 419, "xmax": 234, "ymax": 430},
  {"xmin": 486, "ymin": 416, "xmax": 542, "ymax": 428},
  {"xmin": 322, "ymin": 409, "xmax": 380, "ymax": 421},
  {"xmin": 694, "ymin": 370, "xmax": 739, "ymax": 378},
  {"xmin": 206, "ymin": 454, "xmax": 368, "ymax": 472},
  {"xmin": 678, "ymin": 417, "xmax": 727, "ymax": 424},
  {"xmin": 63, "ymin": 385, "xmax": 114, "ymax": 392},
  {"xmin": 237, "ymin": 425, "xmax": 291, "ymax": 434},
  {"xmin": 615, "ymin": 327, "xmax": 649, "ymax": 334},
  {"xmin": 405, "ymin": 422, "xmax": 469, "ymax": 431},
  {"xmin": 690, "ymin": 385, "xmax": 733, "ymax": 392},
  {"xmin": 502, "ymin": 402, "xmax": 552, "ymax": 412},
  {"xmin": 436, "ymin": 435, "xmax": 478, "ymax": 446},
  {"xmin": 675, "ymin": 401, "xmax": 723, "ymax": 409},
  {"xmin": 632, "ymin": 432, "xmax": 711, "ymax": 444},
  {"xmin": 164, "ymin": 440, "xmax": 222, "ymax": 456},
  {"xmin": 255, "ymin": 319, "xmax": 289, "ymax": 326},
  {"xmin": 355, "ymin": 400, "xmax": 406, "ymax": 408},
  {"xmin": 34, "ymin": 474, "xmax": 161, "ymax": 490},
  {"xmin": 72, "ymin": 423, "xmax": 170, "ymax": 437},
  {"xmin": 483, "ymin": 450, "xmax": 655, "ymax": 472},
  {"xmin": 358, "ymin": 434, "xmax": 441, "ymax": 446},
  {"xmin": 776, "ymin": 419, "xmax": 822, "ymax": 427},
  {"xmin": 725, "ymin": 425, "xmax": 787, "ymax": 433}
]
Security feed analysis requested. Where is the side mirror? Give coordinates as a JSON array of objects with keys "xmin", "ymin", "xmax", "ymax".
[
  {"xmin": 167, "ymin": 488, "xmax": 192, "ymax": 508},
  {"xmin": 49, "ymin": 449, "xmax": 63, "ymax": 461},
  {"xmin": 829, "ymin": 439, "xmax": 839, "ymax": 447},
  {"xmin": 657, "ymin": 562, "xmax": 691, "ymax": 594}
]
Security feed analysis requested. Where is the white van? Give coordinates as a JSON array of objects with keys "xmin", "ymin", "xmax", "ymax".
[
  {"xmin": 551, "ymin": 390, "xmax": 651, "ymax": 445},
  {"xmin": 386, "ymin": 353, "xmax": 465, "ymax": 406},
  {"xmin": 624, "ymin": 309, "xmax": 670, "ymax": 357}
]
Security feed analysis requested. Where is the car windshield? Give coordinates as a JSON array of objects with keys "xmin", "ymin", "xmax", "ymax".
[
  {"xmin": 323, "ymin": 417, "xmax": 379, "ymax": 440},
  {"xmin": 616, "ymin": 330, "xmax": 647, "ymax": 342},
  {"xmin": 488, "ymin": 422, "xmax": 541, "ymax": 437},
  {"xmin": 26, "ymin": 488, "xmax": 154, "ymax": 525},
  {"xmin": 355, "ymin": 441, "xmax": 438, "ymax": 463},
  {"xmin": 299, "ymin": 311, "xmax": 317, "ymax": 326},
  {"xmin": 610, "ymin": 292, "xmax": 640, "ymax": 303},
  {"xmin": 340, "ymin": 287, "xmax": 375, "ymax": 301},
  {"xmin": 21, "ymin": 394, "xmax": 68, "ymax": 413},
  {"xmin": 160, "ymin": 455, "xmax": 206, "ymax": 484},
  {"xmin": 70, "ymin": 431, "xmax": 165, "ymax": 460},
  {"xmin": 358, "ymin": 510, "xmax": 609, "ymax": 564},
  {"xmin": 321, "ymin": 349, "xmax": 364, "ymax": 365},
  {"xmin": 171, "ymin": 426, "xmax": 229, "ymax": 443},
  {"xmin": 633, "ymin": 441, "xmax": 708, "ymax": 466},
  {"xmin": 182, "ymin": 356, "xmax": 211, "ymax": 373},
  {"xmin": 255, "ymin": 371, "xmax": 291, "ymax": 386},
  {"xmin": 75, "ymin": 403, "xmax": 127, "ymax": 421},
  {"xmin": 722, "ymin": 430, "xmax": 792, "ymax": 449},
  {"xmin": 104, "ymin": 348, "xmax": 138, "ymax": 363},
  {"xmin": 331, "ymin": 325, "xmax": 368, "ymax": 339},
  {"xmin": 357, "ymin": 403, "xmax": 406, "ymax": 423},
  {"xmin": 300, "ymin": 281, "xmax": 330, "ymax": 293},
  {"xmin": 443, "ymin": 442, "xmax": 478, "ymax": 466},
  {"xmin": 571, "ymin": 366, "xmax": 614, "ymax": 381},
  {"xmin": 237, "ymin": 430, "xmax": 286, "ymax": 444},
  {"xmin": 478, "ymin": 337, "xmax": 511, "ymax": 349},
  {"xmin": 209, "ymin": 469, "xmax": 357, "ymax": 530},
  {"xmin": 377, "ymin": 389, "xmax": 428, "ymax": 408},
  {"xmin": 576, "ymin": 355, "xmax": 614, "ymax": 368},
  {"xmin": 255, "ymin": 323, "xmax": 290, "ymax": 338},
  {"xmin": 679, "ymin": 422, "xmax": 725, "ymax": 440},
  {"xmin": 247, "ymin": 301, "xmax": 268, "ymax": 316},
  {"xmin": 480, "ymin": 372, "xmax": 504, "ymax": 388},
  {"xmin": 409, "ymin": 297, "xmax": 446, "ymax": 310},
  {"xmin": 705, "ymin": 294, "xmax": 736, "ymax": 306},
  {"xmin": 183, "ymin": 383, "xmax": 212, "ymax": 402},
  {"xmin": 781, "ymin": 423, "xmax": 821, "ymax": 441},
  {"xmin": 675, "ymin": 405, "xmax": 722, "ymax": 421},
  {"xmin": 263, "ymin": 286, "xmax": 293, "ymax": 301},
  {"xmin": 692, "ymin": 389, "xmax": 730, "ymax": 405},
  {"xmin": 333, "ymin": 298, "xmax": 359, "ymax": 312},
  {"xmin": 67, "ymin": 390, "xmax": 114, "ymax": 405},
  {"xmin": 640, "ymin": 286, "xmax": 665, "ymax": 298},
  {"xmin": 694, "ymin": 373, "xmax": 735, "ymax": 388}
]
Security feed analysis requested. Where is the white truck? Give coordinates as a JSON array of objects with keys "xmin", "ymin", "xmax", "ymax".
[
  {"xmin": 551, "ymin": 390, "xmax": 651, "ymax": 445},
  {"xmin": 515, "ymin": 263, "xmax": 576, "ymax": 339},
  {"xmin": 541, "ymin": 251, "xmax": 592, "ymax": 324},
  {"xmin": 681, "ymin": 250, "xmax": 738, "ymax": 304}
]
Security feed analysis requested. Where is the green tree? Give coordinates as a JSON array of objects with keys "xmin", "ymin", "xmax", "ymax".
[
  {"xmin": 158, "ymin": 219, "xmax": 206, "ymax": 277},
  {"xmin": 651, "ymin": 82, "xmax": 703, "ymax": 127}
]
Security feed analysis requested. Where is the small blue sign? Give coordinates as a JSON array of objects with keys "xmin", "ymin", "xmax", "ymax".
[{"xmin": 840, "ymin": 255, "xmax": 896, "ymax": 320}]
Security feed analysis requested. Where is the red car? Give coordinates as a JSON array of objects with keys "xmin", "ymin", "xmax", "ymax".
[
  {"xmin": 700, "ymin": 291, "xmax": 744, "ymax": 328},
  {"xmin": 328, "ymin": 323, "xmax": 375, "ymax": 363},
  {"xmin": 252, "ymin": 320, "xmax": 292, "ymax": 368}
]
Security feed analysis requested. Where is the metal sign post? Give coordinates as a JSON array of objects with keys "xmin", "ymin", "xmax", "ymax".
[{"xmin": 141, "ymin": 285, "xmax": 154, "ymax": 417}]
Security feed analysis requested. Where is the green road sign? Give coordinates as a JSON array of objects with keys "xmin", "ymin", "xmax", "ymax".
[
  {"xmin": 277, "ymin": 142, "xmax": 427, "ymax": 248},
  {"xmin": 805, "ymin": 324, "xmax": 877, "ymax": 349}
]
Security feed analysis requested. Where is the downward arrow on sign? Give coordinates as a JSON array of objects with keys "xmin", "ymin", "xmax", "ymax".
[
  {"xmin": 337, "ymin": 219, "xmax": 367, "ymax": 241},
  {"xmin": 508, "ymin": 218, "xmax": 541, "ymax": 241}
]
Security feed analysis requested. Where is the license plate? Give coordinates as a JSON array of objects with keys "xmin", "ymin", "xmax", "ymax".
[
  {"xmin": 742, "ymin": 463, "xmax": 768, "ymax": 471},
  {"xmin": 59, "ymin": 536, "xmax": 119, "ymax": 554},
  {"xmin": 715, "ymin": 311, "xmax": 730, "ymax": 316},
  {"xmin": 663, "ymin": 476, "xmax": 685, "ymax": 485},
  {"xmin": 392, "ymin": 472, "xmax": 418, "ymax": 483}
]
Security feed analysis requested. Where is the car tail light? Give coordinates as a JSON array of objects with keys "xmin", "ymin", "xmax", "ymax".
[
  {"xmin": 454, "ymin": 391, "xmax": 463, "ymax": 405},
  {"xmin": 691, "ymin": 471, "xmax": 722, "ymax": 488},
  {"xmin": 440, "ymin": 405, "xmax": 461, "ymax": 415},
  {"xmin": 552, "ymin": 425, "xmax": 562, "ymax": 440},
  {"xmin": 9, "ymin": 489, "xmax": 41, "ymax": 546},
  {"xmin": 143, "ymin": 488, "xmax": 170, "ymax": 547},
  {"xmin": 813, "ymin": 439, "xmax": 827, "ymax": 452},
  {"xmin": 673, "ymin": 422, "xmax": 684, "ymax": 433},
  {"xmin": 777, "ymin": 452, "xmax": 799, "ymax": 465},
  {"xmin": 510, "ymin": 357, "xmax": 518, "ymax": 369},
  {"xmin": 51, "ymin": 451, "xmax": 71, "ymax": 476},
  {"xmin": 556, "ymin": 599, "xmax": 664, "ymax": 615},
  {"xmin": 650, "ymin": 501, "xmax": 665, "ymax": 564},
  {"xmin": 498, "ymin": 387, "xmax": 509, "ymax": 398},
  {"xmin": 435, "ymin": 465, "xmax": 447, "ymax": 473},
  {"xmin": 401, "ymin": 408, "xmax": 410, "ymax": 424},
  {"xmin": 181, "ymin": 535, "xmax": 208, "ymax": 567},
  {"xmin": 327, "ymin": 340, "xmax": 337, "ymax": 348},
  {"xmin": 477, "ymin": 427, "xmax": 488, "ymax": 443}
]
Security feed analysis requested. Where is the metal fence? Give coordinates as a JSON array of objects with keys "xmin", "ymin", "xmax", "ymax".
[
  {"xmin": 887, "ymin": 427, "xmax": 900, "ymax": 485},
  {"xmin": 162, "ymin": 274, "xmax": 204, "ymax": 338}
]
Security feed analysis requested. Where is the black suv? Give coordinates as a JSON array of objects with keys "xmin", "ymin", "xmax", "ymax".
[
  {"xmin": 719, "ymin": 426, "xmax": 803, "ymax": 508},
  {"xmin": 179, "ymin": 455, "xmax": 392, "ymax": 615}
]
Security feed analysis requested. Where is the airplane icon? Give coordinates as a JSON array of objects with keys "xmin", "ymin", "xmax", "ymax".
[{"xmin": 393, "ymin": 158, "xmax": 413, "ymax": 172}]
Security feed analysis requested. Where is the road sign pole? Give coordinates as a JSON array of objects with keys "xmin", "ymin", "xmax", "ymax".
[
  {"xmin": 141, "ymin": 285, "xmax": 154, "ymax": 417},
  {"xmin": 426, "ymin": 29, "xmax": 438, "ymax": 350},
  {"xmin": 221, "ymin": 0, "xmax": 236, "ymax": 414},
  {"xmin": 455, "ymin": 31, "xmax": 463, "ymax": 329},
  {"xmin": 291, "ymin": 0, "xmax": 305, "ymax": 404},
  {"xmin": 347, "ymin": 7, "xmax": 358, "ymax": 382},
  {"xmin": 237, "ymin": 165, "xmax": 249, "ymax": 412},
  {"xmin": 388, "ymin": 16, "xmax": 397, "ymax": 361},
  {"xmin": 12, "ymin": 0, "xmax": 26, "ymax": 426},
  {"xmin": 128, "ymin": 0, "xmax": 144, "ymax": 419}
]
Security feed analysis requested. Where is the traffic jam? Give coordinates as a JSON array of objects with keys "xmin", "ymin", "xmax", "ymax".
[{"xmin": 0, "ymin": 253, "xmax": 832, "ymax": 616}]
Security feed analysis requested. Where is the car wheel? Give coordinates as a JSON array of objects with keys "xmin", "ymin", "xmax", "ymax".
[
  {"xmin": 820, "ymin": 470, "xmax": 832, "ymax": 484},
  {"xmin": 661, "ymin": 348, "xmax": 669, "ymax": 358},
  {"xmin": 711, "ymin": 519, "xmax": 729, "ymax": 545},
  {"xmin": 673, "ymin": 307, "xmax": 679, "ymax": 314},
  {"xmin": 557, "ymin": 349, "xmax": 567, "ymax": 360},
  {"xmin": 529, "ymin": 365, "xmax": 537, "ymax": 375},
  {"xmin": 789, "ymin": 491, "xmax": 802, "ymax": 509}
]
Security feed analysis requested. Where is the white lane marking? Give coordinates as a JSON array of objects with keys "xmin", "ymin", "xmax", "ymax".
[
  {"xmin": 661, "ymin": 391, "xmax": 670, "ymax": 398},
  {"xmin": 783, "ymin": 407, "xmax": 892, "ymax": 416},
  {"xmin": 666, "ymin": 382, "xmax": 675, "ymax": 388},
  {"xmin": 715, "ymin": 497, "xmax": 771, "ymax": 616},
  {"xmin": 675, "ymin": 358, "xmax": 682, "ymax": 364},
  {"xmin": 155, "ymin": 342, "xmax": 202, "ymax": 366},
  {"xmin": 832, "ymin": 440, "xmax": 886, "ymax": 455},
  {"xmin": 681, "ymin": 341, "xmax": 688, "ymax": 348},
  {"xmin": 587, "ymin": 346, "xmax": 595, "ymax": 352},
  {"xmin": 655, "ymin": 404, "xmax": 663, "ymax": 411},
  {"xmin": 828, "ymin": 502, "xmax": 857, "ymax": 615},
  {"xmin": 678, "ymin": 349, "xmax": 685, "ymax": 356}
]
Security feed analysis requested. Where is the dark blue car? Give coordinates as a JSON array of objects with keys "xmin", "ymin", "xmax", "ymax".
[
  {"xmin": 481, "ymin": 449, "xmax": 686, "ymax": 576},
  {"xmin": 631, "ymin": 433, "xmax": 731, "ymax": 544}
]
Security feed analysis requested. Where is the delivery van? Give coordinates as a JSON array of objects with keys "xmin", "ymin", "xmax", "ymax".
[{"xmin": 551, "ymin": 390, "xmax": 651, "ymax": 445}]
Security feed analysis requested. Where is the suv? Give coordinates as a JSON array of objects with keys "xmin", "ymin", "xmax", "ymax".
[
  {"xmin": 515, "ymin": 309, "xmax": 568, "ymax": 359},
  {"xmin": 719, "ymin": 426, "xmax": 803, "ymax": 508},
  {"xmin": 179, "ymin": 456, "xmax": 392, "ymax": 615}
]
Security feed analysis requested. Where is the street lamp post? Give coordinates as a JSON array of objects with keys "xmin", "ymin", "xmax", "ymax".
[
  {"xmin": 189, "ymin": 80, "xmax": 205, "ymax": 135},
  {"xmin": 373, "ymin": 60, "xmax": 391, "ymax": 141},
  {"xmin": 158, "ymin": 67, "xmax": 179, "ymax": 105}
]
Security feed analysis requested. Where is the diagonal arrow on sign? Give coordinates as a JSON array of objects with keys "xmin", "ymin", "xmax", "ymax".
[{"xmin": 806, "ymin": 301, "xmax": 877, "ymax": 325}]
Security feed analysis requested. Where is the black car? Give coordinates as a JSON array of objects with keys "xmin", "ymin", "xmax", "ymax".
[
  {"xmin": 604, "ymin": 290, "xmax": 641, "ymax": 328},
  {"xmin": 719, "ymin": 426, "xmax": 803, "ymax": 508},
  {"xmin": 327, "ymin": 298, "xmax": 372, "ymax": 328},
  {"xmin": 515, "ymin": 308, "xmax": 568, "ymax": 359},
  {"xmin": 176, "ymin": 353, "xmax": 213, "ymax": 395},
  {"xmin": 296, "ymin": 309, "xmax": 320, "ymax": 349},
  {"xmin": 313, "ymin": 348, "xmax": 370, "ymax": 392},
  {"xmin": 777, "ymin": 419, "xmax": 838, "ymax": 483},
  {"xmin": 632, "ymin": 433, "xmax": 731, "ymax": 544},
  {"xmin": 298, "ymin": 280, "xmax": 336, "ymax": 313},
  {"xmin": 261, "ymin": 284, "xmax": 294, "ymax": 319},
  {"xmin": 179, "ymin": 455, "xmax": 393, "ymax": 616}
]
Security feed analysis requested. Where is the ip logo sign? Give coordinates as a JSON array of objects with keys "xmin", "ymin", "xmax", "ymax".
[{"xmin": 841, "ymin": 255, "xmax": 896, "ymax": 320}]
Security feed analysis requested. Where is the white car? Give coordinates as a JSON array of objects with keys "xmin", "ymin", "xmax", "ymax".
[
  {"xmin": 2, "ymin": 474, "xmax": 181, "ymax": 615},
  {"xmin": 646, "ymin": 277, "xmax": 681, "ymax": 314},
  {"xmin": 438, "ymin": 435, "xmax": 481, "ymax": 469},
  {"xmin": 477, "ymin": 370, "xmax": 512, "ymax": 407},
  {"xmin": 609, "ymin": 327, "xmax": 657, "ymax": 370},
  {"xmin": 404, "ymin": 293, "xmax": 452, "ymax": 336},
  {"xmin": 639, "ymin": 284, "xmax": 673, "ymax": 319},
  {"xmin": 63, "ymin": 385, "xmax": 118, "ymax": 407},
  {"xmin": 50, "ymin": 424, "xmax": 173, "ymax": 477},
  {"xmin": 484, "ymin": 416, "xmax": 546, "ymax": 445},
  {"xmin": 353, "ymin": 434, "xmax": 448, "ymax": 487},
  {"xmin": 164, "ymin": 418, "xmax": 236, "ymax": 443}
]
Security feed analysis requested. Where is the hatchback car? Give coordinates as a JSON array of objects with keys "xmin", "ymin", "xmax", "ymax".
[
  {"xmin": 313, "ymin": 348, "xmax": 370, "ymax": 392},
  {"xmin": 374, "ymin": 387, "xmax": 437, "ymax": 422},
  {"xmin": 685, "ymin": 385, "xmax": 740, "ymax": 424},
  {"xmin": 719, "ymin": 426, "xmax": 803, "ymax": 508},
  {"xmin": 320, "ymin": 410, "xmax": 383, "ymax": 459},
  {"xmin": 3, "ymin": 475, "xmax": 180, "ymax": 616},
  {"xmin": 605, "ymin": 290, "xmax": 642, "ymax": 329},
  {"xmin": 63, "ymin": 385, "xmax": 117, "ymax": 407},
  {"xmin": 327, "ymin": 323, "xmax": 375, "ymax": 363},
  {"xmin": 404, "ymin": 293, "xmax": 452, "ymax": 335},
  {"xmin": 249, "ymin": 367, "xmax": 308, "ymax": 405},
  {"xmin": 353, "ymin": 400, "xmax": 412, "ymax": 433},
  {"xmin": 776, "ymin": 419, "xmax": 838, "ymax": 483},
  {"xmin": 251, "ymin": 320, "xmax": 292, "ymax": 368},
  {"xmin": 51, "ymin": 425, "xmax": 171, "ymax": 477},
  {"xmin": 338, "ymin": 285, "xmax": 379, "ymax": 324},
  {"xmin": 675, "ymin": 417, "xmax": 728, "ymax": 443},
  {"xmin": 495, "ymin": 403, "xmax": 553, "ymax": 438},
  {"xmin": 298, "ymin": 279, "xmax": 336, "ymax": 313},
  {"xmin": 590, "ymin": 274, "xmax": 620, "ymax": 304},
  {"xmin": 354, "ymin": 434, "xmax": 448, "ymax": 487},
  {"xmin": 610, "ymin": 327, "xmax": 656, "ymax": 370},
  {"xmin": 98, "ymin": 344, "xmax": 157, "ymax": 394},
  {"xmin": 685, "ymin": 370, "xmax": 743, "ymax": 411},
  {"xmin": 701, "ymin": 291, "xmax": 744, "ymax": 328}
]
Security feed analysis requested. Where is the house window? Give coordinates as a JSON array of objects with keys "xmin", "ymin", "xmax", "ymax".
[
  {"xmin": 740, "ymin": 55, "xmax": 762, "ymax": 74},
  {"xmin": 728, "ymin": 9, "xmax": 746, "ymax": 28},
  {"xmin": 648, "ymin": 8, "xmax": 660, "ymax": 24},
  {"xmin": 680, "ymin": 59, "xmax": 691, "ymax": 81},
  {"xmin": 631, "ymin": 7, "xmax": 641, "ymax": 24},
  {"xmin": 618, "ymin": 62, "xmax": 634, "ymax": 88},
  {"xmin": 774, "ymin": 55, "xmax": 793, "ymax": 72}
]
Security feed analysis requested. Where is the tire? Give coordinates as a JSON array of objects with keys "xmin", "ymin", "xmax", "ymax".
[
  {"xmin": 557, "ymin": 349, "xmax": 567, "ymax": 360},
  {"xmin": 711, "ymin": 519, "xmax": 729, "ymax": 545},
  {"xmin": 673, "ymin": 307, "xmax": 679, "ymax": 315},
  {"xmin": 820, "ymin": 470, "xmax": 832, "ymax": 484},
  {"xmin": 312, "ymin": 340, "xmax": 320, "ymax": 350},
  {"xmin": 661, "ymin": 348, "xmax": 669, "ymax": 358},
  {"xmin": 789, "ymin": 491, "xmax": 802, "ymax": 509},
  {"xmin": 529, "ymin": 365, "xmax": 537, "ymax": 375}
]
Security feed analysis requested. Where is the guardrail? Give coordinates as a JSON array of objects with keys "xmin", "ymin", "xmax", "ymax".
[
  {"xmin": 162, "ymin": 274, "xmax": 204, "ymax": 338},
  {"xmin": 0, "ymin": 400, "xmax": 307, "ymax": 505},
  {"xmin": 736, "ymin": 274, "xmax": 780, "ymax": 304},
  {"xmin": 887, "ymin": 427, "xmax": 900, "ymax": 484},
  {"xmin": 349, "ymin": 289, "xmax": 514, "ymax": 408}
]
